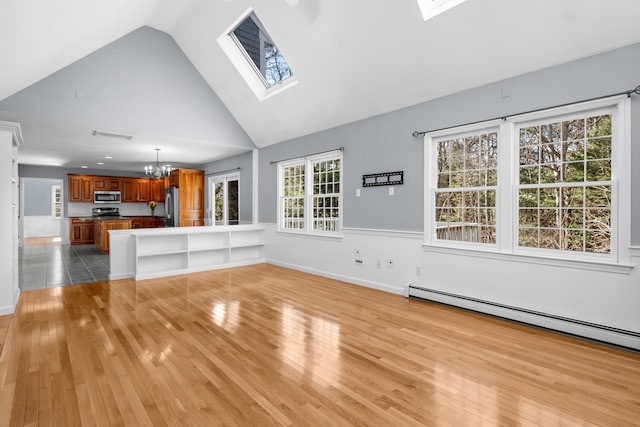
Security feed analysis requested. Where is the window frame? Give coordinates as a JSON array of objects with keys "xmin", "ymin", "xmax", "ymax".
[
  {"xmin": 218, "ymin": 8, "xmax": 298, "ymax": 101},
  {"xmin": 416, "ymin": 0, "xmax": 469, "ymax": 21},
  {"xmin": 424, "ymin": 96, "xmax": 631, "ymax": 271},
  {"xmin": 52, "ymin": 184, "xmax": 62, "ymax": 219},
  {"xmin": 208, "ymin": 172, "xmax": 240, "ymax": 226},
  {"xmin": 277, "ymin": 150, "xmax": 343, "ymax": 237}
]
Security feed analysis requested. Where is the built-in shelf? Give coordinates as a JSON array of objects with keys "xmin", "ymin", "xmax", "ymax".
[{"xmin": 131, "ymin": 225, "xmax": 265, "ymax": 280}]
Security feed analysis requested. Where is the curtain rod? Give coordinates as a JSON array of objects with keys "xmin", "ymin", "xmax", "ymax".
[
  {"xmin": 270, "ymin": 146, "xmax": 344, "ymax": 165},
  {"xmin": 412, "ymin": 84, "xmax": 640, "ymax": 138},
  {"xmin": 204, "ymin": 167, "xmax": 241, "ymax": 177}
]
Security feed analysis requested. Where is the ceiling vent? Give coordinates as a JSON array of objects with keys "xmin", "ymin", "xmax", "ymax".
[{"xmin": 92, "ymin": 130, "xmax": 133, "ymax": 140}]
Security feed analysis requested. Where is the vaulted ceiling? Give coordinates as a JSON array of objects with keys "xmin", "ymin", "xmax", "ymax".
[{"xmin": 1, "ymin": 0, "xmax": 639, "ymax": 172}]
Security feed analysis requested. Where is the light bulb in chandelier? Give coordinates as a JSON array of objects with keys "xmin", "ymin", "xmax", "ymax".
[{"xmin": 144, "ymin": 148, "xmax": 172, "ymax": 179}]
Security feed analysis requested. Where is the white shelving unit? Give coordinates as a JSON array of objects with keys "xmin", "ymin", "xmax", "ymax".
[{"xmin": 132, "ymin": 225, "xmax": 264, "ymax": 280}]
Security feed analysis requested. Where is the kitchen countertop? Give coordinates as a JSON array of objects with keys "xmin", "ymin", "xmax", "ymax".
[
  {"xmin": 70, "ymin": 216, "xmax": 134, "ymax": 221},
  {"xmin": 70, "ymin": 216, "xmax": 162, "ymax": 220}
]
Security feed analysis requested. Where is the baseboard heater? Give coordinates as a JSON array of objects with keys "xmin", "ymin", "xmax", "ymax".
[{"xmin": 408, "ymin": 284, "xmax": 640, "ymax": 351}]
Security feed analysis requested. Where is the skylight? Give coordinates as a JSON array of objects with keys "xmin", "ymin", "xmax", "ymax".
[
  {"xmin": 231, "ymin": 14, "xmax": 293, "ymax": 88},
  {"xmin": 218, "ymin": 9, "xmax": 296, "ymax": 100},
  {"xmin": 417, "ymin": 0, "xmax": 468, "ymax": 20}
]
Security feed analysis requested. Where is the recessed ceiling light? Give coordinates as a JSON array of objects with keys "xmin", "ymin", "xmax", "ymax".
[
  {"xmin": 81, "ymin": 165, "xmax": 88, "ymax": 169},
  {"xmin": 97, "ymin": 162, "xmax": 105, "ymax": 165},
  {"xmin": 104, "ymin": 156, "xmax": 113, "ymax": 159}
]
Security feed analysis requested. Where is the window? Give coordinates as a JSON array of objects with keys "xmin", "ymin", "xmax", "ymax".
[
  {"xmin": 231, "ymin": 13, "xmax": 293, "ymax": 88},
  {"xmin": 209, "ymin": 173, "xmax": 239, "ymax": 226},
  {"xmin": 517, "ymin": 114, "xmax": 612, "ymax": 254},
  {"xmin": 278, "ymin": 151, "xmax": 342, "ymax": 235},
  {"xmin": 435, "ymin": 129, "xmax": 498, "ymax": 245},
  {"xmin": 219, "ymin": 9, "xmax": 297, "ymax": 100},
  {"xmin": 425, "ymin": 96, "xmax": 630, "ymax": 266},
  {"xmin": 52, "ymin": 185, "xmax": 62, "ymax": 219}
]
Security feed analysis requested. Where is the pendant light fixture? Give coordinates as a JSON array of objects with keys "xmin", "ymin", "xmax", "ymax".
[{"xmin": 144, "ymin": 148, "xmax": 172, "ymax": 179}]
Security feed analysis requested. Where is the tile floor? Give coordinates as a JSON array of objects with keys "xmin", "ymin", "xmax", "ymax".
[{"xmin": 19, "ymin": 243, "xmax": 109, "ymax": 291}]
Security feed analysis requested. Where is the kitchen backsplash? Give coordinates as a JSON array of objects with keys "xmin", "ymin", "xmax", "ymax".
[{"xmin": 67, "ymin": 203, "xmax": 165, "ymax": 217}]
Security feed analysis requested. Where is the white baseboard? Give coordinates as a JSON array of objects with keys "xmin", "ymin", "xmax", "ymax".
[{"xmin": 267, "ymin": 258, "xmax": 405, "ymax": 295}]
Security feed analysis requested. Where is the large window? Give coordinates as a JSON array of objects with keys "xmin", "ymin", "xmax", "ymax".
[
  {"xmin": 278, "ymin": 151, "xmax": 342, "ymax": 235},
  {"xmin": 435, "ymin": 129, "xmax": 498, "ymax": 245},
  {"xmin": 425, "ymin": 96, "xmax": 630, "ymax": 266},
  {"xmin": 517, "ymin": 114, "xmax": 613, "ymax": 254}
]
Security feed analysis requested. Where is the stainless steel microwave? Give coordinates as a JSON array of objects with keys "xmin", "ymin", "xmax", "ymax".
[{"xmin": 94, "ymin": 191, "xmax": 121, "ymax": 204}]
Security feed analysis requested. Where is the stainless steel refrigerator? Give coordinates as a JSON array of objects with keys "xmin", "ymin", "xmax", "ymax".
[{"xmin": 164, "ymin": 187, "xmax": 179, "ymax": 227}]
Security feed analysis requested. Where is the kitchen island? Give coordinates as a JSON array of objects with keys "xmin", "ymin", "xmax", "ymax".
[
  {"xmin": 94, "ymin": 217, "xmax": 132, "ymax": 254},
  {"xmin": 108, "ymin": 224, "xmax": 265, "ymax": 280}
]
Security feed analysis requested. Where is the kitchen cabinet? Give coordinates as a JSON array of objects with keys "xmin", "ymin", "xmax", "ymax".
[
  {"xmin": 122, "ymin": 178, "xmax": 150, "ymax": 202},
  {"xmin": 93, "ymin": 176, "xmax": 122, "ymax": 191},
  {"xmin": 143, "ymin": 216, "xmax": 164, "ymax": 228},
  {"xmin": 70, "ymin": 218, "xmax": 95, "ymax": 244},
  {"xmin": 94, "ymin": 219, "xmax": 132, "ymax": 254},
  {"xmin": 69, "ymin": 175, "xmax": 93, "ymax": 202},
  {"xmin": 131, "ymin": 216, "xmax": 164, "ymax": 229},
  {"xmin": 131, "ymin": 216, "xmax": 144, "ymax": 229},
  {"xmin": 170, "ymin": 168, "xmax": 204, "ymax": 227},
  {"xmin": 149, "ymin": 178, "xmax": 167, "ymax": 203},
  {"xmin": 68, "ymin": 174, "xmax": 166, "ymax": 204}
]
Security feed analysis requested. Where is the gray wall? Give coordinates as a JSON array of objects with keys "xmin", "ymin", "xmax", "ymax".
[
  {"xmin": 259, "ymin": 42, "xmax": 640, "ymax": 242},
  {"xmin": 23, "ymin": 179, "xmax": 56, "ymax": 216},
  {"xmin": 0, "ymin": 26, "xmax": 255, "ymax": 150},
  {"xmin": 199, "ymin": 151, "xmax": 253, "ymax": 224}
]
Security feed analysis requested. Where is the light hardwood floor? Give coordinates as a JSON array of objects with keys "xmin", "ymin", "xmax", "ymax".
[{"xmin": 1, "ymin": 264, "xmax": 639, "ymax": 426}]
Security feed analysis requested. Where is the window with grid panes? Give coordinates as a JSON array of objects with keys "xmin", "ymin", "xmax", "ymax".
[
  {"xmin": 281, "ymin": 163, "xmax": 305, "ymax": 230},
  {"xmin": 434, "ymin": 129, "xmax": 498, "ymax": 245},
  {"xmin": 311, "ymin": 157, "xmax": 341, "ymax": 232},
  {"xmin": 278, "ymin": 151, "xmax": 342, "ymax": 235},
  {"xmin": 425, "ymin": 96, "xmax": 630, "ymax": 266},
  {"xmin": 517, "ymin": 113, "xmax": 613, "ymax": 254}
]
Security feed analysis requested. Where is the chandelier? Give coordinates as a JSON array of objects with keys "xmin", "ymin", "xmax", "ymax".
[{"xmin": 144, "ymin": 148, "xmax": 172, "ymax": 179}]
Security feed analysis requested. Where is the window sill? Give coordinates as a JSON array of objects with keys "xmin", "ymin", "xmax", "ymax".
[{"xmin": 421, "ymin": 244, "xmax": 633, "ymax": 275}]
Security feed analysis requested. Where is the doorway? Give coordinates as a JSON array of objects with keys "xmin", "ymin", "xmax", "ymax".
[
  {"xmin": 21, "ymin": 177, "xmax": 64, "ymax": 244},
  {"xmin": 210, "ymin": 173, "xmax": 239, "ymax": 226}
]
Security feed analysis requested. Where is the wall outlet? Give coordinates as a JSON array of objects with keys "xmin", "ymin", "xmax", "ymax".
[
  {"xmin": 389, "ymin": 186, "xmax": 394, "ymax": 196},
  {"xmin": 416, "ymin": 266, "xmax": 422, "ymax": 276},
  {"xmin": 376, "ymin": 260, "xmax": 381, "ymax": 269},
  {"xmin": 386, "ymin": 258, "xmax": 395, "ymax": 268}
]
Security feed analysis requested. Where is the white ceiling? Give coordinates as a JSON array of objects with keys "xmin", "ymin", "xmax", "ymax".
[{"xmin": 1, "ymin": 0, "xmax": 640, "ymax": 172}]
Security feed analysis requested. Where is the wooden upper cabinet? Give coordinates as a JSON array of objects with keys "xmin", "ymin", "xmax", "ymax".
[
  {"xmin": 122, "ymin": 178, "xmax": 150, "ymax": 202},
  {"xmin": 93, "ymin": 176, "xmax": 121, "ymax": 191},
  {"xmin": 149, "ymin": 178, "xmax": 167, "ymax": 203},
  {"xmin": 69, "ymin": 175, "xmax": 93, "ymax": 202},
  {"xmin": 69, "ymin": 174, "xmax": 165, "ymax": 204}
]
